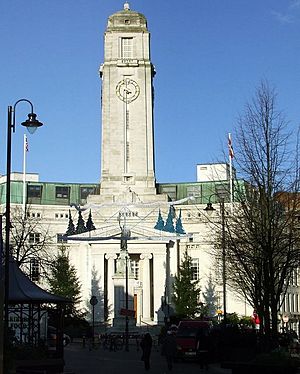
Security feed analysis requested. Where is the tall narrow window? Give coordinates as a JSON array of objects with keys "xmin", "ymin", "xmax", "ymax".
[
  {"xmin": 30, "ymin": 258, "xmax": 40, "ymax": 282},
  {"xmin": 121, "ymin": 37, "xmax": 133, "ymax": 59},
  {"xmin": 191, "ymin": 258, "xmax": 199, "ymax": 280},
  {"xmin": 130, "ymin": 260, "xmax": 139, "ymax": 279}
]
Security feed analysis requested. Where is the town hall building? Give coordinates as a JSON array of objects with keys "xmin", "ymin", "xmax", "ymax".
[{"xmin": 2, "ymin": 3, "xmax": 297, "ymax": 330}]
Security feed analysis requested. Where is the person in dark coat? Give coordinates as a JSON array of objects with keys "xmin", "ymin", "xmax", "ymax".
[
  {"xmin": 161, "ymin": 331, "xmax": 177, "ymax": 371},
  {"xmin": 140, "ymin": 333, "xmax": 153, "ymax": 370}
]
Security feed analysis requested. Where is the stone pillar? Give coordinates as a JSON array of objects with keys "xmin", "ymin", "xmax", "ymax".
[
  {"xmin": 92, "ymin": 253, "xmax": 106, "ymax": 322},
  {"xmin": 140, "ymin": 253, "xmax": 152, "ymax": 323},
  {"xmin": 152, "ymin": 252, "xmax": 165, "ymax": 325},
  {"xmin": 105, "ymin": 253, "xmax": 117, "ymax": 323}
]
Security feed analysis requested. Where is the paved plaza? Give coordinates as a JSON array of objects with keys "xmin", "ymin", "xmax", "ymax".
[{"xmin": 63, "ymin": 341, "xmax": 231, "ymax": 374}]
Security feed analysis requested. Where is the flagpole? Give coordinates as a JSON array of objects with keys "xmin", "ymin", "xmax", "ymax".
[
  {"xmin": 228, "ymin": 133, "xmax": 233, "ymax": 213},
  {"xmin": 22, "ymin": 134, "xmax": 27, "ymax": 216}
]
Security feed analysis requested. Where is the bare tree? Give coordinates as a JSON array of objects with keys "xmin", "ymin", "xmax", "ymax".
[
  {"xmin": 9, "ymin": 205, "xmax": 54, "ymax": 277},
  {"xmin": 223, "ymin": 81, "xmax": 300, "ymax": 344}
]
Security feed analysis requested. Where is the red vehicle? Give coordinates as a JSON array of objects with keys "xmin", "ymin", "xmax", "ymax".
[{"xmin": 175, "ymin": 320, "xmax": 212, "ymax": 361}]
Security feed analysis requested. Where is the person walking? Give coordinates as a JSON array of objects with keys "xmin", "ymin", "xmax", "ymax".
[
  {"xmin": 140, "ymin": 333, "xmax": 153, "ymax": 370},
  {"xmin": 161, "ymin": 330, "xmax": 177, "ymax": 371},
  {"xmin": 85, "ymin": 326, "xmax": 93, "ymax": 351}
]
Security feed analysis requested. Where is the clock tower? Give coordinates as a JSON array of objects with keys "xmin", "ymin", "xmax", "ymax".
[{"xmin": 99, "ymin": 3, "xmax": 158, "ymax": 200}]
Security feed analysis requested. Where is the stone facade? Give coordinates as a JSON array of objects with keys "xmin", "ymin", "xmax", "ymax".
[
  {"xmin": 99, "ymin": 4, "xmax": 157, "ymax": 199},
  {"xmin": 0, "ymin": 4, "xmax": 263, "ymax": 329}
]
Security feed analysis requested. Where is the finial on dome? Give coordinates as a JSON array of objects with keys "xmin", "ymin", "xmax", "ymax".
[{"xmin": 124, "ymin": 2, "xmax": 130, "ymax": 10}]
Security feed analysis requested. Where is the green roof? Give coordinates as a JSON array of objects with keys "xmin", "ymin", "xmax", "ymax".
[{"xmin": 0, "ymin": 179, "xmax": 246, "ymax": 206}]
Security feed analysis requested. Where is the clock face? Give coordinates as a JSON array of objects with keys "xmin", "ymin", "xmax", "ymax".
[{"xmin": 116, "ymin": 78, "xmax": 140, "ymax": 103}]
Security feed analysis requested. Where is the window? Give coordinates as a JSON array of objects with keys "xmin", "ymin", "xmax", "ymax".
[
  {"xmin": 191, "ymin": 258, "xmax": 199, "ymax": 280},
  {"xmin": 187, "ymin": 185, "xmax": 202, "ymax": 198},
  {"xmin": 215, "ymin": 184, "xmax": 230, "ymax": 200},
  {"xmin": 27, "ymin": 185, "xmax": 42, "ymax": 198},
  {"xmin": 30, "ymin": 258, "xmax": 40, "ymax": 282},
  {"xmin": 121, "ymin": 37, "xmax": 133, "ymax": 59},
  {"xmin": 57, "ymin": 233, "xmax": 67, "ymax": 243},
  {"xmin": 56, "ymin": 186, "xmax": 70, "ymax": 199},
  {"xmin": 29, "ymin": 233, "xmax": 40, "ymax": 244},
  {"xmin": 55, "ymin": 212, "xmax": 69, "ymax": 219},
  {"xmin": 80, "ymin": 187, "xmax": 96, "ymax": 200},
  {"xmin": 160, "ymin": 186, "xmax": 177, "ymax": 201},
  {"xmin": 131, "ymin": 260, "xmax": 139, "ymax": 279},
  {"xmin": 27, "ymin": 212, "xmax": 41, "ymax": 218}
]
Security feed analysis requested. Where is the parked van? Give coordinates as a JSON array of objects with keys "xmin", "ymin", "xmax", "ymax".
[{"xmin": 175, "ymin": 320, "xmax": 212, "ymax": 360}]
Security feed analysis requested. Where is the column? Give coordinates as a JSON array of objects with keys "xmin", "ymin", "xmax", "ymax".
[
  {"xmin": 140, "ymin": 253, "xmax": 152, "ymax": 323},
  {"xmin": 152, "ymin": 252, "xmax": 165, "ymax": 325},
  {"xmin": 92, "ymin": 253, "xmax": 105, "ymax": 322},
  {"xmin": 105, "ymin": 254, "xmax": 117, "ymax": 323}
]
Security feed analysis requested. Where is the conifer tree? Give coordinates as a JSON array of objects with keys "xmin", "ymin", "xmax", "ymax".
[
  {"xmin": 86, "ymin": 209, "xmax": 96, "ymax": 231},
  {"xmin": 163, "ymin": 206, "xmax": 175, "ymax": 233},
  {"xmin": 66, "ymin": 209, "xmax": 76, "ymax": 236},
  {"xmin": 47, "ymin": 247, "xmax": 82, "ymax": 317},
  {"xmin": 173, "ymin": 251, "xmax": 201, "ymax": 318},
  {"xmin": 202, "ymin": 274, "xmax": 218, "ymax": 317},
  {"xmin": 154, "ymin": 209, "xmax": 164, "ymax": 230},
  {"xmin": 76, "ymin": 210, "xmax": 87, "ymax": 234},
  {"xmin": 175, "ymin": 209, "xmax": 185, "ymax": 234}
]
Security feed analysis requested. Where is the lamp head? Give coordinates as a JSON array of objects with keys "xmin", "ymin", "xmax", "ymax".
[
  {"xmin": 204, "ymin": 202, "xmax": 216, "ymax": 213},
  {"xmin": 21, "ymin": 113, "xmax": 43, "ymax": 134},
  {"xmin": 90, "ymin": 295, "xmax": 98, "ymax": 306}
]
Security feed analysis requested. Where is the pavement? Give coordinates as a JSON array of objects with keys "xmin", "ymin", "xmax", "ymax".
[{"xmin": 63, "ymin": 341, "xmax": 231, "ymax": 374}]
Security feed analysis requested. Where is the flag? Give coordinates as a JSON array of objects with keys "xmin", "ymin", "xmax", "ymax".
[
  {"xmin": 228, "ymin": 133, "xmax": 234, "ymax": 159},
  {"xmin": 25, "ymin": 135, "xmax": 29, "ymax": 152}
]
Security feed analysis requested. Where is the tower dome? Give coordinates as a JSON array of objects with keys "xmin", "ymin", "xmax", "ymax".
[{"xmin": 107, "ymin": 3, "xmax": 148, "ymax": 31}]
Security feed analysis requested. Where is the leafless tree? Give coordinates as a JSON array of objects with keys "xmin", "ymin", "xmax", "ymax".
[
  {"xmin": 8, "ymin": 205, "xmax": 54, "ymax": 278},
  {"xmin": 221, "ymin": 81, "xmax": 300, "ymax": 343}
]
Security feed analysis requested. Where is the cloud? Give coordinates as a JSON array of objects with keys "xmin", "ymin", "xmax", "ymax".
[
  {"xmin": 290, "ymin": 0, "xmax": 300, "ymax": 9},
  {"xmin": 271, "ymin": 0, "xmax": 300, "ymax": 24},
  {"xmin": 271, "ymin": 10, "xmax": 293, "ymax": 24}
]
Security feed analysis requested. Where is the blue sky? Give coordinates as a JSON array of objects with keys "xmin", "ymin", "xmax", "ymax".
[{"xmin": 0, "ymin": 0, "xmax": 299, "ymax": 184}]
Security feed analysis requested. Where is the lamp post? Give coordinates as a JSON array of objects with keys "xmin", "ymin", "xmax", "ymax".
[
  {"xmin": 204, "ymin": 195, "xmax": 227, "ymax": 326},
  {"xmin": 4, "ymin": 99, "xmax": 43, "ymax": 369},
  {"xmin": 120, "ymin": 225, "xmax": 131, "ymax": 352},
  {"xmin": 90, "ymin": 296, "xmax": 98, "ymax": 348}
]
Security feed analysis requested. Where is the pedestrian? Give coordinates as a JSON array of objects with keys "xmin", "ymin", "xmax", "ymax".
[
  {"xmin": 86, "ymin": 326, "xmax": 93, "ymax": 351},
  {"xmin": 140, "ymin": 333, "xmax": 152, "ymax": 370},
  {"xmin": 196, "ymin": 329, "xmax": 210, "ymax": 370},
  {"xmin": 161, "ymin": 330, "xmax": 177, "ymax": 371},
  {"xmin": 109, "ymin": 334, "xmax": 117, "ymax": 351}
]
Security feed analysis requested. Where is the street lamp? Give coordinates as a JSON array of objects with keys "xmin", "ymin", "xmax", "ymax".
[
  {"xmin": 204, "ymin": 195, "xmax": 227, "ymax": 326},
  {"xmin": 120, "ymin": 225, "xmax": 131, "ymax": 352},
  {"xmin": 90, "ymin": 296, "xmax": 98, "ymax": 348},
  {"xmin": 4, "ymin": 99, "xmax": 43, "ymax": 367}
]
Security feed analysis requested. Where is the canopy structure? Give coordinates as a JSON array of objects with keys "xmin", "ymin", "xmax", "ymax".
[
  {"xmin": 9, "ymin": 258, "xmax": 70, "ymax": 304},
  {"xmin": 7, "ymin": 258, "xmax": 71, "ymax": 361}
]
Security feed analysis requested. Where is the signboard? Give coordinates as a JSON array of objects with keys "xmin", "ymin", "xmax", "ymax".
[
  {"xmin": 120, "ymin": 308, "xmax": 135, "ymax": 317},
  {"xmin": 9, "ymin": 309, "xmax": 48, "ymax": 342}
]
